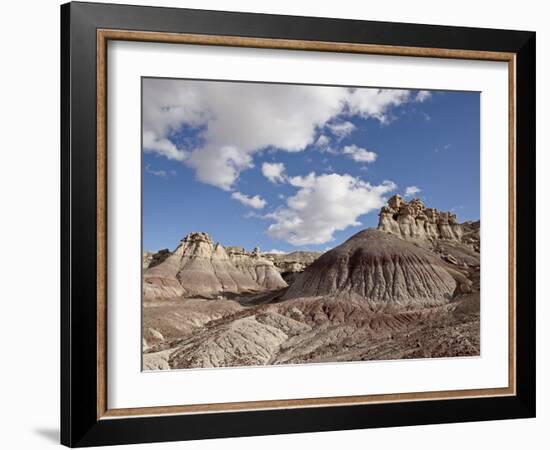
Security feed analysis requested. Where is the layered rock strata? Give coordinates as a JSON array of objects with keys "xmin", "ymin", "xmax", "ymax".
[{"xmin": 143, "ymin": 232, "xmax": 286, "ymax": 300}]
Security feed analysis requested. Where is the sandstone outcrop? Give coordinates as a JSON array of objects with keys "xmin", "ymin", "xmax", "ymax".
[
  {"xmin": 143, "ymin": 232, "xmax": 286, "ymax": 300},
  {"xmin": 378, "ymin": 195, "xmax": 465, "ymax": 242}
]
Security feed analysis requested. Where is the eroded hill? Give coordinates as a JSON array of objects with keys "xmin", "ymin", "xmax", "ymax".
[{"xmin": 142, "ymin": 196, "xmax": 480, "ymax": 370}]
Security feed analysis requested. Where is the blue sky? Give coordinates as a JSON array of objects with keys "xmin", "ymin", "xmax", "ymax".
[{"xmin": 142, "ymin": 78, "xmax": 479, "ymax": 253}]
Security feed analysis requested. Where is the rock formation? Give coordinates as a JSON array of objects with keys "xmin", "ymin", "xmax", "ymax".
[
  {"xmin": 225, "ymin": 246, "xmax": 290, "ymax": 290},
  {"xmin": 143, "ymin": 248, "xmax": 171, "ymax": 269},
  {"xmin": 143, "ymin": 252, "xmax": 153, "ymax": 269},
  {"xmin": 168, "ymin": 311, "xmax": 311, "ymax": 368},
  {"xmin": 145, "ymin": 292, "xmax": 480, "ymax": 370},
  {"xmin": 143, "ymin": 232, "xmax": 286, "ymax": 300},
  {"xmin": 143, "ymin": 199, "xmax": 480, "ymax": 370},
  {"xmin": 378, "ymin": 195, "xmax": 465, "ymax": 242},
  {"xmin": 283, "ymin": 229, "xmax": 458, "ymax": 304},
  {"xmin": 460, "ymin": 221, "xmax": 481, "ymax": 252},
  {"xmin": 264, "ymin": 251, "xmax": 322, "ymax": 274}
]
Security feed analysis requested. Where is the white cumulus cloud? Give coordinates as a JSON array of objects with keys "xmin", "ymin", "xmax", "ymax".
[
  {"xmin": 143, "ymin": 80, "xmax": 425, "ymax": 190},
  {"xmin": 262, "ymin": 162, "xmax": 287, "ymax": 184},
  {"xmin": 187, "ymin": 145, "xmax": 253, "ymax": 191},
  {"xmin": 327, "ymin": 121, "xmax": 356, "ymax": 138},
  {"xmin": 346, "ymin": 88, "xmax": 411, "ymax": 124},
  {"xmin": 266, "ymin": 173, "xmax": 396, "ymax": 245},
  {"xmin": 231, "ymin": 192, "xmax": 267, "ymax": 209},
  {"xmin": 342, "ymin": 145, "xmax": 378, "ymax": 163},
  {"xmin": 143, "ymin": 131, "xmax": 187, "ymax": 162},
  {"xmin": 404, "ymin": 186, "xmax": 421, "ymax": 198}
]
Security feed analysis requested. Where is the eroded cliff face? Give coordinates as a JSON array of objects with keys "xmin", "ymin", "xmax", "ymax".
[
  {"xmin": 143, "ymin": 232, "xmax": 286, "ymax": 300},
  {"xmin": 377, "ymin": 195, "xmax": 465, "ymax": 242}
]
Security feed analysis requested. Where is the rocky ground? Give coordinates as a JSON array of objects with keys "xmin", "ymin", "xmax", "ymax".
[
  {"xmin": 142, "ymin": 195, "xmax": 480, "ymax": 370},
  {"xmin": 143, "ymin": 289, "xmax": 479, "ymax": 369}
]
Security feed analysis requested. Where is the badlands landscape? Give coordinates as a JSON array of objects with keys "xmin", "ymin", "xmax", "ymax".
[{"xmin": 142, "ymin": 195, "xmax": 480, "ymax": 370}]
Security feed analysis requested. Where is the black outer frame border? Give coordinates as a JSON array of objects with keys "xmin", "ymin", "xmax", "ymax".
[{"xmin": 60, "ymin": 1, "xmax": 536, "ymax": 447}]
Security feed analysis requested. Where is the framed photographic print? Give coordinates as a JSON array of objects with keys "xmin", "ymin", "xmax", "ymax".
[{"xmin": 61, "ymin": 1, "xmax": 536, "ymax": 447}]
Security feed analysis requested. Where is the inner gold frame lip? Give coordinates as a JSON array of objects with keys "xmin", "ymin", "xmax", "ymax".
[{"xmin": 96, "ymin": 28, "xmax": 517, "ymax": 420}]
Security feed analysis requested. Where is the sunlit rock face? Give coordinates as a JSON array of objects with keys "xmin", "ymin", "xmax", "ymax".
[
  {"xmin": 378, "ymin": 195, "xmax": 464, "ymax": 242},
  {"xmin": 143, "ymin": 232, "xmax": 286, "ymax": 300}
]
